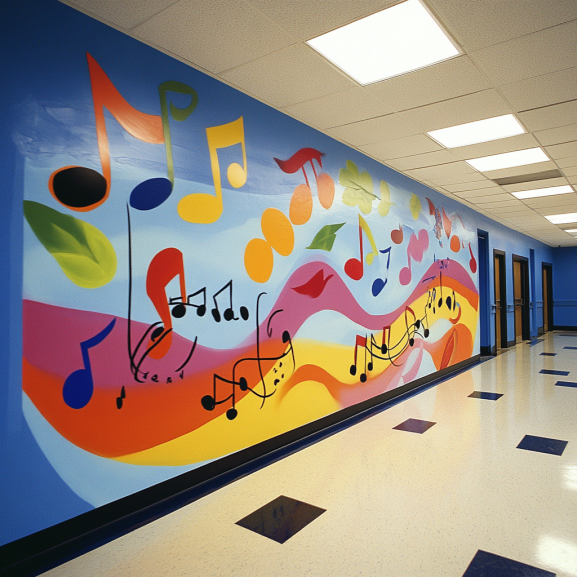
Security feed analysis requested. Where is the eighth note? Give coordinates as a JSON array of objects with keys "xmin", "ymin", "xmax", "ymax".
[{"xmin": 211, "ymin": 280, "xmax": 249, "ymax": 323}]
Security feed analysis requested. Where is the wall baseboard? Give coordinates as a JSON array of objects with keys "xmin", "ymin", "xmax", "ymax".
[
  {"xmin": 553, "ymin": 326, "xmax": 577, "ymax": 332},
  {"xmin": 0, "ymin": 355, "xmax": 480, "ymax": 577},
  {"xmin": 506, "ymin": 339, "xmax": 516, "ymax": 348},
  {"xmin": 537, "ymin": 326, "xmax": 544, "ymax": 335},
  {"xmin": 480, "ymin": 346, "xmax": 492, "ymax": 356}
]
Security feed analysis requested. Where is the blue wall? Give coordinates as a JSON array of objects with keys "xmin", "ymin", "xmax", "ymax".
[{"xmin": 553, "ymin": 247, "xmax": 577, "ymax": 328}]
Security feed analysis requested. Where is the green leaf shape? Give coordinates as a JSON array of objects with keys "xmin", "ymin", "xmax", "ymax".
[
  {"xmin": 24, "ymin": 201, "xmax": 117, "ymax": 288},
  {"xmin": 378, "ymin": 180, "xmax": 395, "ymax": 217},
  {"xmin": 339, "ymin": 160, "xmax": 378, "ymax": 214},
  {"xmin": 409, "ymin": 193, "xmax": 422, "ymax": 220},
  {"xmin": 306, "ymin": 223, "xmax": 346, "ymax": 252}
]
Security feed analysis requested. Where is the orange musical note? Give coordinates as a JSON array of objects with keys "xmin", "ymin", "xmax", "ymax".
[
  {"xmin": 344, "ymin": 214, "xmax": 378, "ymax": 281},
  {"xmin": 178, "ymin": 117, "xmax": 248, "ymax": 224},
  {"xmin": 146, "ymin": 248, "xmax": 187, "ymax": 359}
]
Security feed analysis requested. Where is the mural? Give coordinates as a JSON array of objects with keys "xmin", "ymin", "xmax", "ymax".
[{"xmin": 12, "ymin": 12, "xmax": 478, "ymax": 536}]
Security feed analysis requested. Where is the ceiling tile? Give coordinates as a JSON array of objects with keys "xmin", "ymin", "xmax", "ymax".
[
  {"xmin": 428, "ymin": 0, "xmax": 577, "ymax": 51},
  {"xmin": 359, "ymin": 134, "xmax": 443, "ymax": 160},
  {"xmin": 557, "ymin": 157, "xmax": 577, "ymax": 169},
  {"xmin": 567, "ymin": 177, "xmax": 577, "ymax": 186},
  {"xmin": 535, "ymin": 124, "xmax": 577, "ymax": 147},
  {"xmin": 220, "ymin": 44, "xmax": 354, "ymax": 107},
  {"xmin": 282, "ymin": 87, "xmax": 393, "ymax": 129},
  {"xmin": 449, "ymin": 133, "xmax": 539, "ymax": 161},
  {"xmin": 366, "ymin": 56, "xmax": 491, "ymax": 112},
  {"xmin": 246, "ymin": 0, "xmax": 398, "ymax": 41},
  {"xmin": 545, "ymin": 141, "xmax": 577, "ymax": 160},
  {"xmin": 64, "ymin": 0, "xmax": 179, "ymax": 30},
  {"xmin": 429, "ymin": 172, "xmax": 489, "ymax": 186},
  {"xmin": 470, "ymin": 20, "xmax": 577, "ymax": 86},
  {"xmin": 471, "ymin": 194, "xmax": 518, "ymax": 204},
  {"xmin": 518, "ymin": 100, "xmax": 577, "ymax": 132},
  {"xmin": 523, "ymin": 194, "xmax": 577, "ymax": 209},
  {"xmin": 564, "ymin": 167, "xmax": 577, "ymax": 177},
  {"xmin": 397, "ymin": 90, "xmax": 512, "ymax": 132},
  {"xmin": 134, "ymin": 0, "xmax": 295, "ymax": 74},
  {"xmin": 454, "ymin": 187, "xmax": 507, "ymax": 199},
  {"xmin": 481, "ymin": 161, "xmax": 558, "ymax": 180},
  {"xmin": 502, "ymin": 177, "xmax": 570, "ymax": 193},
  {"xmin": 405, "ymin": 161, "xmax": 477, "ymax": 180},
  {"xmin": 442, "ymin": 180, "xmax": 498, "ymax": 193},
  {"xmin": 384, "ymin": 150, "xmax": 459, "ymax": 171},
  {"xmin": 499, "ymin": 67, "xmax": 577, "ymax": 112},
  {"xmin": 325, "ymin": 113, "xmax": 420, "ymax": 146}
]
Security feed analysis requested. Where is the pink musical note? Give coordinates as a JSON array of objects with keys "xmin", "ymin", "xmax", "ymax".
[{"xmin": 399, "ymin": 229, "xmax": 429, "ymax": 286}]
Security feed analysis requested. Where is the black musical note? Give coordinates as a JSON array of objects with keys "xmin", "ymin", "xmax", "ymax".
[
  {"xmin": 116, "ymin": 386, "xmax": 126, "ymax": 409},
  {"xmin": 350, "ymin": 335, "xmax": 368, "ymax": 382},
  {"xmin": 211, "ymin": 280, "xmax": 249, "ymax": 322},
  {"xmin": 170, "ymin": 287, "xmax": 207, "ymax": 318}
]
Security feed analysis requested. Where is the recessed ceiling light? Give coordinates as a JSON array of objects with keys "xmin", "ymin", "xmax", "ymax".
[
  {"xmin": 512, "ymin": 185, "xmax": 574, "ymax": 200},
  {"xmin": 306, "ymin": 0, "xmax": 460, "ymax": 85},
  {"xmin": 545, "ymin": 213, "xmax": 577, "ymax": 225},
  {"xmin": 564, "ymin": 229, "xmax": 577, "ymax": 233},
  {"xmin": 466, "ymin": 148, "xmax": 549, "ymax": 172},
  {"xmin": 427, "ymin": 115, "xmax": 525, "ymax": 148}
]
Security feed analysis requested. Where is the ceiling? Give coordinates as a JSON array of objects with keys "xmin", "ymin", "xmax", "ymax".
[{"xmin": 60, "ymin": 0, "xmax": 577, "ymax": 246}]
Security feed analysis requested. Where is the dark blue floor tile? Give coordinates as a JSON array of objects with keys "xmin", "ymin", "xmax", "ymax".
[
  {"xmin": 540, "ymin": 369, "xmax": 569, "ymax": 376},
  {"xmin": 528, "ymin": 339, "xmax": 544, "ymax": 347},
  {"xmin": 393, "ymin": 418, "xmax": 436, "ymax": 434},
  {"xmin": 236, "ymin": 495, "xmax": 325, "ymax": 544},
  {"xmin": 555, "ymin": 380, "xmax": 577, "ymax": 388},
  {"xmin": 469, "ymin": 391, "xmax": 503, "ymax": 400},
  {"xmin": 564, "ymin": 346, "xmax": 577, "ymax": 350},
  {"xmin": 517, "ymin": 434, "xmax": 568, "ymax": 456},
  {"xmin": 540, "ymin": 352, "xmax": 557, "ymax": 356},
  {"xmin": 463, "ymin": 549, "xmax": 555, "ymax": 576}
]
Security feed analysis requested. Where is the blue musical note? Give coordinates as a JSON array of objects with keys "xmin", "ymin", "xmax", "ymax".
[
  {"xmin": 372, "ymin": 247, "xmax": 392, "ymax": 297},
  {"xmin": 63, "ymin": 318, "xmax": 116, "ymax": 409}
]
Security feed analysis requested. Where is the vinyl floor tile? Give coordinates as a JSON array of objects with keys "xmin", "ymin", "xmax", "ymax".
[
  {"xmin": 555, "ymin": 380, "xmax": 577, "ymax": 388},
  {"xmin": 462, "ymin": 549, "xmax": 555, "ymax": 576},
  {"xmin": 540, "ymin": 352, "xmax": 557, "ymax": 356},
  {"xmin": 540, "ymin": 369, "xmax": 569, "ymax": 376},
  {"xmin": 392, "ymin": 418, "xmax": 436, "ymax": 434},
  {"xmin": 468, "ymin": 391, "xmax": 503, "ymax": 400},
  {"xmin": 517, "ymin": 434, "xmax": 568, "ymax": 456}
]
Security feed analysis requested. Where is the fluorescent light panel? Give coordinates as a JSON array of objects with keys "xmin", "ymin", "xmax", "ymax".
[
  {"xmin": 306, "ymin": 0, "xmax": 460, "ymax": 85},
  {"xmin": 546, "ymin": 213, "xmax": 577, "ymax": 225},
  {"xmin": 427, "ymin": 115, "xmax": 525, "ymax": 148},
  {"xmin": 466, "ymin": 148, "xmax": 549, "ymax": 172},
  {"xmin": 512, "ymin": 185, "xmax": 574, "ymax": 200},
  {"xmin": 564, "ymin": 229, "xmax": 577, "ymax": 233}
]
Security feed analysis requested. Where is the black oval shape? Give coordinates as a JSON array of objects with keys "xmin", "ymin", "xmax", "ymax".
[
  {"xmin": 201, "ymin": 395, "xmax": 215, "ymax": 411},
  {"xmin": 52, "ymin": 166, "xmax": 107, "ymax": 209}
]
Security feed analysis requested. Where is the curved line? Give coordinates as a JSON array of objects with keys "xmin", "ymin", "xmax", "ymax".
[
  {"xmin": 175, "ymin": 335, "xmax": 198, "ymax": 372},
  {"xmin": 133, "ymin": 328, "xmax": 172, "ymax": 380},
  {"xmin": 266, "ymin": 309, "xmax": 284, "ymax": 337}
]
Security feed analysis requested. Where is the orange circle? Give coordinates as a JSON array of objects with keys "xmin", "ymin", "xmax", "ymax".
[
  {"xmin": 261, "ymin": 208, "xmax": 294, "ymax": 257},
  {"xmin": 244, "ymin": 238, "xmax": 274, "ymax": 283},
  {"xmin": 450, "ymin": 235, "xmax": 461, "ymax": 253},
  {"xmin": 289, "ymin": 184, "xmax": 313, "ymax": 225},
  {"xmin": 317, "ymin": 173, "xmax": 335, "ymax": 209}
]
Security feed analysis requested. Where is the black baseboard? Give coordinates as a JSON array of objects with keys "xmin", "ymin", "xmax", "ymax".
[
  {"xmin": 537, "ymin": 326, "xmax": 544, "ymax": 335},
  {"xmin": 507, "ymin": 339, "xmax": 516, "ymax": 348},
  {"xmin": 554, "ymin": 326, "xmax": 577, "ymax": 332},
  {"xmin": 0, "ymin": 354, "xmax": 480, "ymax": 577},
  {"xmin": 480, "ymin": 346, "xmax": 492, "ymax": 356}
]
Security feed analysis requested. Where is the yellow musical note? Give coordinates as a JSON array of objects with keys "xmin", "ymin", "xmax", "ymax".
[{"xmin": 178, "ymin": 117, "xmax": 247, "ymax": 224}]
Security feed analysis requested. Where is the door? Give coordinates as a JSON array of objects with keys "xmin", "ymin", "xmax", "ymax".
[
  {"xmin": 494, "ymin": 251, "xmax": 506, "ymax": 351},
  {"xmin": 543, "ymin": 264, "xmax": 553, "ymax": 332},
  {"xmin": 513, "ymin": 256, "xmax": 530, "ymax": 343}
]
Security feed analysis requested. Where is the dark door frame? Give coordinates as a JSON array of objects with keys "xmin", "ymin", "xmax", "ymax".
[
  {"xmin": 513, "ymin": 254, "xmax": 530, "ymax": 342},
  {"xmin": 493, "ymin": 249, "xmax": 507, "ymax": 353},
  {"xmin": 542, "ymin": 262, "xmax": 553, "ymax": 332}
]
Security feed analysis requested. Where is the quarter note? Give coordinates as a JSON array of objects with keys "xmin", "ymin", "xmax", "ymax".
[
  {"xmin": 380, "ymin": 325, "xmax": 391, "ymax": 354},
  {"xmin": 372, "ymin": 246, "xmax": 391, "ymax": 297},
  {"xmin": 170, "ymin": 287, "xmax": 207, "ymax": 318},
  {"xmin": 211, "ymin": 280, "xmax": 249, "ymax": 322},
  {"xmin": 178, "ymin": 117, "xmax": 248, "ymax": 224},
  {"xmin": 405, "ymin": 306, "xmax": 417, "ymax": 347},
  {"xmin": 345, "ymin": 214, "xmax": 378, "ymax": 281},
  {"xmin": 116, "ymin": 385, "xmax": 126, "ymax": 409},
  {"xmin": 146, "ymin": 248, "xmax": 187, "ymax": 359},
  {"xmin": 350, "ymin": 335, "xmax": 368, "ymax": 382},
  {"xmin": 438, "ymin": 272, "xmax": 444, "ymax": 308},
  {"xmin": 63, "ymin": 318, "xmax": 116, "ymax": 409}
]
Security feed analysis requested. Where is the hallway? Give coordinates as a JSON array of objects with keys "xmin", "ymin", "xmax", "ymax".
[{"xmin": 42, "ymin": 333, "xmax": 577, "ymax": 577}]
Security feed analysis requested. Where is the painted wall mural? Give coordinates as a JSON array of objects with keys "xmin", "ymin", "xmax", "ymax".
[{"xmin": 3, "ymin": 0, "xmax": 480, "ymax": 544}]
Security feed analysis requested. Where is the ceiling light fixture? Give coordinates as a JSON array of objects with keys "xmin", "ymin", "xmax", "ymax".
[
  {"xmin": 466, "ymin": 148, "xmax": 549, "ymax": 172},
  {"xmin": 427, "ymin": 115, "xmax": 525, "ymax": 148},
  {"xmin": 545, "ymin": 213, "xmax": 577, "ymax": 225},
  {"xmin": 306, "ymin": 0, "xmax": 460, "ymax": 85},
  {"xmin": 512, "ymin": 185, "xmax": 574, "ymax": 200}
]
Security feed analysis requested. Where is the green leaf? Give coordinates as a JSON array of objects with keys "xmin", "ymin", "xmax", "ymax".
[
  {"xmin": 339, "ymin": 160, "xmax": 378, "ymax": 214},
  {"xmin": 306, "ymin": 223, "xmax": 346, "ymax": 252},
  {"xmin": 378, "ymin": 180, "xmax": 394, "ymax": 216},
  {"xmin": 24, "ymin": 201, "xmax": 117, "ymax": 288}
]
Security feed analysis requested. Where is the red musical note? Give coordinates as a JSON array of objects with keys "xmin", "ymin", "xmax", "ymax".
[
  {"xmin": 345, "ymin": 215, "xmax": 378, "ymax": 281},
  {"xmin": 469, "ymin": 242, "xmax": 477, "ymax": 273},
  {"xmin": 146, "ymin": 248, "xmax": 186, "ymax": 360},
  {"xmin": 350, "ymin": 335, "xmax": 368, "ymax": 382},
  {"xmin": 391, "ymin": 224, "xmax": 404, "ymax": 245},
  {"xmin": 380, "ymin": 325, "xmax": 391, "ymax": 354},
  {"xmin": 405, "ymin": 306, "xmax": 418, "ymax": 347}
]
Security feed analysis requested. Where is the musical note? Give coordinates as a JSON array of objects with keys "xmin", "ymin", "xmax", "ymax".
[
  {"xmin": 391, "ymin": 224, "xmax": 404, "ymax": 245},
  {"xmin": 349, "ymin": 335, "xmax": 368, "ymax": 382},
  {"xmin": 345, "ymin": 214, "xmax": 378, "ymax": 281},
  {"xmin": 178, "ymin": 117, "xmax": 247, "ymax": 224},
  {"xmin": 405, "ymin": 306, "xmax": 418, "ymax": 347},
  {"xmin": 380, "ymin": 325, "xmax": 391, "ymax": 354},
  {"xmin": 50, "ymin": 54, "xmax": 195, "ymax": 212},
  {"xmin": 469, "ymin": 242, "xmax": 477, "ymax": 273},
  {"xmin": 116, "ymin": 386, "xmax": 126, "ymax": 409},
  {"xmin": 146, "ymin": 248, "xmax": 187, "ymax": 360},
  {"xmin": 372, "ymin": 246, "xmax": 391, "ymax": 297},
  {"xmin": 63, "ymin": 318, "xmax": 116, "ymax": 409},
  {"xmin": 211, "ymin": 280, "xmax": 249, "ymax": 322},
  {"xmin": 170, "ymin": 287, "xmax": 207, "ymax": 318},
  {"xmin": 437, "ymin": 272, "xmax": 444, "ymax": 308},
  {"xmin": 399, "ymin": 229, "xmax": 429, "ymax": 286}
]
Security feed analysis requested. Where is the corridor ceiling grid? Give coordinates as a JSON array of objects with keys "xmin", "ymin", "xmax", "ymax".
[{"xmin": 61, "ymin": 0, "xmax": 577, "ymax": 246}]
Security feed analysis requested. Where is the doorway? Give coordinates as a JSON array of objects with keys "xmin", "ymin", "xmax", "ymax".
[
  {"xmin": 493, "ymin": 250, "xmax": 507, "ymax": 352},
  {"xmin": 542, "ymin": 263, "xmax": 553, "ymax": 332},
  {"xmin": 513, "ymin": 255, "xmax": 530, "ymax": 343}
]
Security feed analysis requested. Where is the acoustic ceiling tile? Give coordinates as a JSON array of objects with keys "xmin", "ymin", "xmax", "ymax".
[
  {"xmin": 427, "ymin": 0, "xmax": 577, "ymax": 52},
  {"xmin": 405, "ymin": 161, "xmax": 477, "ymax": 180},
  {"xmin": 134, "ymin": 0, "xmax": 296, "ymax": 74},
  {"xmin": 220, "ymin": 44, "xmax": 354, "ymax": 108},
  {"xmin": 502, "ymin": 177, "xmax": 570, "ymax": 193},
  {"xmin": 384, "ymin": 149, "xmax": 459, "ymax": 171},
  {"xmin": 397, "ymin": 90, "xmax": 511, "ymax": 132},
  {"xmin": 282, "ymin": 87, "xmax": 393, "ymax": 130},
  {"xmin": 428, "ymin": 172, "xmax": 488, "ymax": 186},
  {"xmin": 366, "ymin": 56, "xmax": 492, "ymax": 112},
  {"xmin": 325, "ymin": 113, "xmax": 421, "ymax": 146},
  {"xmin": 448, "ymin": 133, "xmax": 539, "ymax": 161},
  {"xmin": 534, "ymin": 124, "xmax": 577, "ymax": 148},
  {"xmin": 470, "ymin": 193, "xmax": 515, "ymax": 203},
  {"xmin": 557, "ymin": 157, "xmax": 577, "ymax": 169},
  {"xmin": 64, "ymin": 0, "xmax": 180, "ymax": 30},
  {"xmin": 481, "ymin": 161, "xmax": 558, "ymax": 180},
  {"xmin": 358, "ymin": 134, "xmax": 443, "ymax": 160},
  {"xmin": 564, "ymin": 167, "xmax": 577, "ymax": 177},
  {"xmin": 470, "ymin": 20, "xmax": 577, "ymax": 86},
  {"xmin": 523, "ymin": 195, "xmax": 577, "ymax": 210},
  {"xmin": 442, "ymin": 180, "xmax": 499, "ymax": 193},
  {"xmin": 545, "ymin": 141, "xmax": 577, "ymax": 161},
  {"xmin": 518, "ymin": 100, "xmax": 577, "ymax": 132},
  {"xmin": 454, "ymin": 187, "xmax": 507, "ymax": 199},
  {"xmin": 499, "ymin": 67, "xmax": 577, "ymax": 112},
  {"xmin": 569, "ymin": 177, "xmax": 577, "ymax": 187}
]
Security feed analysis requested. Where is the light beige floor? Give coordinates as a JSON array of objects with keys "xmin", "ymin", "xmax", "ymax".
[{"xmin": 43, "ymin": 333, "xmax": 577, "ymax": 577}]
